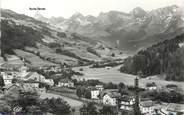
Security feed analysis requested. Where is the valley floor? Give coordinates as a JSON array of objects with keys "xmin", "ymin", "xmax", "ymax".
[{"xmin": 72, "ymin": 66, "xmax": 184, "ymax": 91}]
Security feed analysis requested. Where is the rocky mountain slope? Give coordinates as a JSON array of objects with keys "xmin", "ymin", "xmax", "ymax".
[
  {"xmin": 36, "ymin": 5, "xmax": 184, "ymax": 53},
  {"xmin": 1, "ymin": 9, "xmax": 123, "ymax": 68}
]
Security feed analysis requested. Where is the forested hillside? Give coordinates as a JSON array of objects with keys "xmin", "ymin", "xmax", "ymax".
[{"xmin": 120, "ymin": 34, "xmax": 184, "ymax": 81}]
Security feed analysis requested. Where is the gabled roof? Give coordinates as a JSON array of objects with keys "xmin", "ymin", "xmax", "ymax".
[
  {"xmin": 140, "ymin": 100, "xmax": 155, "ymax": 107},
  {"xmin": 166, "ymin": 103, "xmax": 184, "ymax": 112},
  {"xmin": 59, "ymin": 78, "xmax": 72, "ymax": 83},
  {"xmin": 24, "ymin": 79, "xmax": 39, "ymax": 83},
  {"xmin": 87, "ymin": 86, "xmax": 98, "ymax": 91},
  {"xmin": 120, "ymin": 95, "xmax": 134, "ymax": 102},
  {"xmin": 105, "ymin": 91, "xmax": 121, "ymax": 98},
  {"xmin": 3, "ymin": 84, "xmax": 20, "ymax": 90},
  {"xmin": 24, "ymin": 72, "xmax": 39, "ymax": 79}
]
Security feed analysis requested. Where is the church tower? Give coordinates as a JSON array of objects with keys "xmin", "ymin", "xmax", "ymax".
[{"xmin": 134, "ymin": 77, "xmax": 141, "ymax": 115}]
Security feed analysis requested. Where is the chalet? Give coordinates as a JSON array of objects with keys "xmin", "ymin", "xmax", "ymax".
[
  {"xmin": 20, "ymin": 80, "xmax": 39, "ymax": 92},
  {"xmin": 166, "ymin": 84, "xmax": 178, "ymax": 91},
  {"xmin": 120, "ymin": 95, "xmax": 135, "ymax": 111},
  {"xmin": 1, "ymin": 72, "xmax": 15, "ymax": 85},
  {"xmin": 19, "ymin": 65, "xmax": 29, "ymax": 77},
  {"xmin": 45, "ymin": 79, "xmax": 54, "ymax": 86},
  {"xmin": 103, "ymin": 91, "xmax": 121, "ymax": 106},
  {"xmin": 162, "ymin": 103, "xmax": 184, "ymax": 115},
  {"xmin": 37, "ymin": 87, "xmax": 46, "ymax": 94},
  {"xmin": 87, "ymin": 86, "xmax": 100, "ymax": 99},
  {"xmin": 179, "ymin": 42, "xmax": 184, "ymax": 48},
  {"xmin": 58, "ymin": 79, "xmax": 74, "ymax": 88},
  {"xmin": 146, "ymin": 82, "xmax": 157, "ymax": 90},
  {"xmin": 140, "ymin": 100, "xmax": 155, "ymax": 114},
  {"xmin": 22, "ymin": 72, "xmax": 45, "ymax": 82},
  {"xmin": 95, "ymin": 85, "xmax": 104, "ymax": 91},
  {"xmin": 3, "ymin": 84, "xmax": 21, "ymax": 101},
  {"xmin": 18, "ymin": 80, "xmax": 46, "ymax": 94},
  {"xmin": 50, "ymin": 66, "xmax": 62, "ymax": 72}
]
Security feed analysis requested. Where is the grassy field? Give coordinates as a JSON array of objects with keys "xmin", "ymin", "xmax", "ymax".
[
  {"xmin": 40, "ymin": 92, "xmax": 83, "ymax": 107},
  {"xmin": 73, "ymin": 66, "xmax": 184, "ymax": 91}
]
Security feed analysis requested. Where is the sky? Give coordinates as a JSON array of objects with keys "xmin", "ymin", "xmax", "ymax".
[{"xmin": 1, "ymin": 0, "xmax": 184, "ymax": 18}]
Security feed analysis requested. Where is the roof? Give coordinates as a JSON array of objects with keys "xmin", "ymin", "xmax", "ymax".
[
  {"xmin": 24, "ymin": 79, "xmax": 39, "ymax": 83},
  {"xmin": 105, "ymin": 91, "xmax": 121, "ymax": 98},
  {"xmin": 120, "ymin": 95, "xmax": 134, "ymax": 102},
  {"xmin": 3, "ymin": 84, "xmax": 20, "ymax": 90},
  {"xmin": 166, "ymin": 103, "xmax": 184, "ymax": 112},
  {"xmin": 146, "ymin": 82, "xmax": 157, "ymax": 87},
  {"xmin": 95, "ymin": 85, "xmax": 104, "ymax": 87},
  {"xmin": 140, "ymin": 101, "xmax": 155, "ymax": 107},
  {"xmin": 87, "ymin": 86, "xmax": 98, "ymax": 91},
  {"xmin": 59, "ymin": 78, "xmax": 72, "ymax": 83},
  {"xmin": 24, "ymin": 72, "xmax": 38, "ymax": 79}
]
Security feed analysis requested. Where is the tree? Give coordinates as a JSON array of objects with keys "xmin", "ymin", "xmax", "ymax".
[
  {"xmin": 99, "ymin": 106, "xmax": 114, "ymax": 115},
  {"xmin": 118, "ymin": 82, "xmax": 126, "ymax": 89},
  {"xmin": 80, "ymin": 102, "xmax": 98, "ymax": 115},
  {"xmin": 40, "ymin": 97, "xmax": 71, "ymax": 114},
  {"xmin": 76, "ymin": 86, "xmax": 91, "ymax": 99},
  {"xmin": 71, "ymin": 108, "xmax": 75, "ymax": 115},
  {"xmin": 111, "ymin": 53, "xmax": 115, "ymax": 57},
  {"xmin": 0, "ymin": 103, "xmax": 11, "ymax": 114},
  {"xmin": 104, "ymin": 82, "xmax": 117, "ymax": 89},
  {"xmin": 12, "ymin": 78, "xmax": 18, "ymax": 83},
  {"xmin": 15, "ymin": 91, "xmax": 40, "ymax": 112},
  {"xmin": 0, "ymin": 75, "xmax": 5, "ymax": 87},
  {"xmin": 84, "ymin": 89, "xmax": 91, "ymax": 99},
  {"xmin": 76, "ymin": 86, "xmax": 83, "ymax": 99}
]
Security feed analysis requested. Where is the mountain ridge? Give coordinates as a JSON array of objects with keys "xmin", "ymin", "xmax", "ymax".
[{"xmin": 35, "ymin": 5, "xmax": 184, "ymax": 53}]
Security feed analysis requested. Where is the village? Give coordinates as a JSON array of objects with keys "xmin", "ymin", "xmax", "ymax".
[{"xmin": 0, "ymin": 60, "xmax": 184, "ymax": 115}]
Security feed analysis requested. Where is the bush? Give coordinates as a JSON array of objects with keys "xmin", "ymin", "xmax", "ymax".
[{"xmin": 57, "ymin": 32, "xmax": 67, "ymax": 38}]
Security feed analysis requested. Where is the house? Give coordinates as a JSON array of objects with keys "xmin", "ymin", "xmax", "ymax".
[
  {"xmin": 3, "ymin": 84, "xmax": 21, "ymax": 101},
  {"xmin": 103, "ymin": 91, "xmax": 121, "ymax": 106},
  {"xmin": 37, "ymin": 87, "xmax": 46, "ymax": 94},
  {"xmin": 140, "ymin": 100, "xmax": 155, "ymax": 114},
  {"xmin": 58, "ymin": 79, "xmax": 74, "ymax": 88},
  {"xmin": 162, "ymin": 103, "xmax": 184, "ymax": 115},
  {"xmin": 22, "ymin": 72, "xmax": 45, "ymax": 82},
  {"xmin": 19, "ymin": 65, "xmax": 29, "ymax": 77},
  {"xmin": 50, "ymin": 66, "xmax": 62, "ymax": 72},
  {"xmin": 45, "ymin": 79, "xmax": 54, "ymax": 86},
  {"xmin": 120, "ymin": 95, "xmax": 135, "ymax": 111},
  {"xmin": 18, "ymin": 80, "xmax": 46, "ymax": 94},
  {"xmin": 95, "ymin": 85, "xmax": 104, "ymax": 91},
  {"xmin": 19, "ymin": 80, "xmax": 39, "ymax": 92},
  {"xmin": 1, "ymin": 72, "xmax": 14, "ymax": 85},
  {"xmin": 87, "ymin": 86, "xmax": 100, "ymax": 99},
  {"xmin": 146, "ymin": 82, "xmax": 157, "ymax": 90},
  {"xmin": 179, "ymin": 42, "xmax": 184, "ymax": 48}
]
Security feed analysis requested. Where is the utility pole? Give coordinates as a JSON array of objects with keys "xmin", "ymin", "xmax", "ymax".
[{"xmin": 134, "ymin": 77, "xmax": 141, "ymax": 115}]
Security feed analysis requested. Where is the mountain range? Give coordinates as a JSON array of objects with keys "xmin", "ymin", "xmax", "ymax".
[
  {"xmin": 35, "ymin": 5, "xmax": 184, "ymax": 53},
  {"xmin": 1, "ymin": 9, "xmax": 123, "ymax": 67}
]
